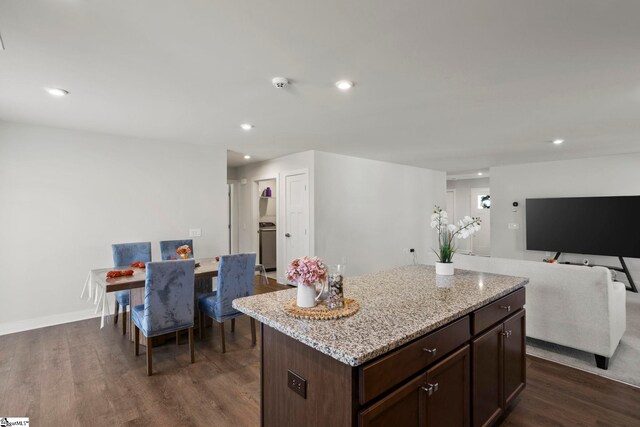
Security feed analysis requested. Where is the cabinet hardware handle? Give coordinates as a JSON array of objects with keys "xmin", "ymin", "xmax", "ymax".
[
  {"xmin": 500, "ymin": 331, "xmax": 508, "ymax": 336},
  {"xmin": 421, "ymin": 384, "xmax": 438, "ymax": 396},
  {"xmin": 422, "ymin": 348, "xmax": 437, "ymax": 357},
  {"xmin": 285, "ymin": 233, "xmax": 291, "ymax": 237},
  {"xmin": 499, "ymin": 305, "xmax": 511, "ymax": 312},
  {"xmin": 507, "ymin": 330, "xmax": 512, "ymax": 337},
  {"xmin": 420, "ymin": 384, "xmax": 433, "ymax": 396}
]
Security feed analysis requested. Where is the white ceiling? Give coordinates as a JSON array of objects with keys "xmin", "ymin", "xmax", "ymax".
[{"xmin": 1, "ymin": 1, "xmax": 640, "ymax": 173}]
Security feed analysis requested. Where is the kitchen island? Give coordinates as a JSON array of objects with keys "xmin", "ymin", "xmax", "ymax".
[{"xmin": 233, "ymin": 265, "xmax": 528, "ymax": 427}]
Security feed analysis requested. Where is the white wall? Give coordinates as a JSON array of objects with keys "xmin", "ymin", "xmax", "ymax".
[
  {"xmin": 235, "ymin": 151, "xmax": 315, "ymax": 282},
  {"xmin": 490, "ymin": 153, "xmax": 640, "ymax": 285},
  {"xmin": 314, "ymin": 151, "xmax": 446, "ymax": 276},
  {"xmin": 446, "ymin": 177, "xmax": 491, "ymax": 253},
  {"xmin": 0, "ymin": 121, "xmax": 228, "ymax": 334}
]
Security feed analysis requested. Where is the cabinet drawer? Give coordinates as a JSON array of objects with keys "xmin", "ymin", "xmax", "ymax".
[
  {"xmin": 359, "ymin": 316, "xmax": 470, "ymax": 405},
  {"xmin": 472, "ymin": 288, "xmax": 525, "ymax": 335}
]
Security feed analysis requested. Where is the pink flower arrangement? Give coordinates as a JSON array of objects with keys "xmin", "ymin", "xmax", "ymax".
[{"xmin": 286, "ymin": 256, "xmax": 327, "ymax": 287}]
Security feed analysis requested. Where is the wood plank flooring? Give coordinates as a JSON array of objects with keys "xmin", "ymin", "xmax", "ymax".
[{"xmin": 1, "ymin": 278, "xmax": 639, "ymax": 426}]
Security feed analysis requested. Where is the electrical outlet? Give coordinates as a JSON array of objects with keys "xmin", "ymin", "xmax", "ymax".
[
  {"xmin": 287, "ymin": 370, "xmax": 307, "ymax": 399},
  {"xmin": 189, "ymin": 228, "xmax": 202, "ymax": 237},
  {"xmin": 409, "ymin": 248, "xmax": 415, "ymax": 253}
]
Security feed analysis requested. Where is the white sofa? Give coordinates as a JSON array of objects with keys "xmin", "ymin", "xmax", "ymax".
[{"xmin": 453, "ymin": 254, "xmax": 626, "ymax": 369}]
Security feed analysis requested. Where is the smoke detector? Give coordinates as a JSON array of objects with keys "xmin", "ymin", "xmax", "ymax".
[{"xmin": 272, "ymin": 77, "xmax": 289, "ymax": 88}]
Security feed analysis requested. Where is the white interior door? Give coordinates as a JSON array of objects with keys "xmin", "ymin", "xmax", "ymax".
[
  {"xmin": 470, "ymin": 187, "xmax": 491, "ymax": 256},
  {"xmin": 283, "ymin": 171, "xmax": 309, "ymax": 282}
]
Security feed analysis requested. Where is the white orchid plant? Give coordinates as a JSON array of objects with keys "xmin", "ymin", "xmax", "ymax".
[{"xmin": 430, "ymin": 206, "xmax": 482, "ymax": 263}]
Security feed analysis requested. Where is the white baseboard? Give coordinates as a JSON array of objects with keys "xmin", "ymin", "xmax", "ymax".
[{"xmin": 0, "ymin": 308, "xmax": 102, "ymax": 336}]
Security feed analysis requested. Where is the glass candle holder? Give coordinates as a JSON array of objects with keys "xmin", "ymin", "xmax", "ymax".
[{"xmin": 326, "ymin": 264, "xmax": 346, "ymax": 309}]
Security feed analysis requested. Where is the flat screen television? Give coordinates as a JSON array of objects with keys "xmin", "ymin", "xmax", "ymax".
[{"xmin": 526, "ymin": 195, "xmax": 640, "ymax": 258}]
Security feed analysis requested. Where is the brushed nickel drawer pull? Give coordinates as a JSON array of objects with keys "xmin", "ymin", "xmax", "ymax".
[
  {"xmin": 421, "ymin": 384, "xmax": 437, "ymax": 396},
  {"xmin": 499, "ymin": 305, "xmax": 511, "ymax": 312},
  {"xmin": 422, "ymin": 347, "xmax": 437, "ymax": 357}
]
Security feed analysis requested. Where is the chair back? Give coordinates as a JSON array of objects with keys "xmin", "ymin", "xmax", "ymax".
[
  {"xmin": 215, "ymin": 253, "xmax": 256, "ymax": 319},
  {"xmin": 142, "ymin": 259, "xmax": 195, "ymax": 336},
  {"xmin": 112, "ymin": 242, "xmax": 152, "ymax": 267},
  {"xmin": 160, "ymin": 239, "xmax": 194, "ymax": 260}
]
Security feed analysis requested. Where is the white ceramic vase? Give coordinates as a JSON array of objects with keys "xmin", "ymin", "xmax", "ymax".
[
  {"xmin": 296, "ymin": 284, "xmax": 318, "ymax": 308},
  {"xmin": 435, "ymin": 262, "xmax": 455, "ymax": 276}
]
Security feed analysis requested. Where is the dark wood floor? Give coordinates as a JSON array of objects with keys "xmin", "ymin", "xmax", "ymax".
[{"xmin": 1, "ymin": 278, "xmax": 639, "ymax": 426}]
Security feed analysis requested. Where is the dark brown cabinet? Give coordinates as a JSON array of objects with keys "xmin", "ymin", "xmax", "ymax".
[
  {"xmin": 359, "ymin": 373, "xmax": 426, "ymax": 427},
  {"xmin": 472, "ymin": 309, "xmax": 526, "ymax": 427},
  {"xmin": 359, "ymin": 345, "xmax": 470, "ymax": 427},
  {"xmin": 425, "ymin": 345, "xmax": 470, "ymax": 427},
  {"xmin": 261, "ymin": 288, "xmax": 526, "ymax": 427}
]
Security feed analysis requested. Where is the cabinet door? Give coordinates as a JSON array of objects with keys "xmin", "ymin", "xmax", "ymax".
[
  {"xmin": 359, "ymin": 373, "xmax": 427, "ymax": 427},
  {"xmin": 472, "ymin": 323, "xmax": 503, "ymax": 427},
  {"xmin": 425, "ymin": 345, "xmax": 470, "ymax": 427},
  {"xmin": 503, "ymin": 309, "xmax": 526, "ymax": 407}
]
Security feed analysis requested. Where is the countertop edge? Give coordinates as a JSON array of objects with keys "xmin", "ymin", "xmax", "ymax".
[{"xmin": 233, "ymin": 278, "xmax": 528, "ymax": 367}]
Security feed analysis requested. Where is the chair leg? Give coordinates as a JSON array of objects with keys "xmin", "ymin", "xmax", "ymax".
[
  {"xmin": 146, "ymin": 336, "xmax": 153, "ymax": 376},
  {"xmin": 231, "ymin": 318, "xmax": 235, "ymax": 333},
  {"xmin": 198, "ymin": 310, "xmax": 203, "ymax": 340},
  {"xmin": 122, "ymin": 305, "xmax": 127, "ymax": 335},
  {"xmin": 250, "ymin": 318, "xmax": 256, "ymax": 347},
  {"xmin": 134, "ymin": 325, "xmax": 139, "ymax": 356},
  {"xmin": 114, "ymin": 301, "xmax": 119, "ymax": 325},
  {"xmin": 219, "ymin": 321, "xmax": 226, "ymax": 354},
  {"xmin": 188, "ymin": 327, "xmax": 195, "ymax": 363},
  {"xmin": 176, "ymin": 331, "xmax": 180, "ymax": 346}
]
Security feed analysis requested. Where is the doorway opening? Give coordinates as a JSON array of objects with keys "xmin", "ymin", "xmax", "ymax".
[
  {"xmin": 254, "ymin": 178, "xmax": 277, "ymax": 277},
  {"xmin": 446, "ymin": 174, "xmax": 491, "ymax": 256}
]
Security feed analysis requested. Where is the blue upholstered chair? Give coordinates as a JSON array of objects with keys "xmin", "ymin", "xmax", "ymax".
[
  {"xmin": 132, "ymin": 259, "xmax": 196, "ymax": 376},
  {"xmin": 111, "ymin": 242, "xmax": 152, "ymax": 335},
  {"xmin": 160, "ymin": 239, "xmax": 212, "ymax": 305},
  {"xmin": 197, "ymin": 253, "xmax": 257, "ymax": 353}
]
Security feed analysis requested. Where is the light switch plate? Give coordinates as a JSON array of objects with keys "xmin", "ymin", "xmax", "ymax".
[
  {"xmin": 508, "ymin": 223, "xmax": 520, "ymax": 230},
  {"xmin": 189, "ymin": 228, "xmax": 202, "ymax": 237}
]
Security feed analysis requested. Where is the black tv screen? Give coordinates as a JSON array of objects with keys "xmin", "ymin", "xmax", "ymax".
[{"xmin": 526, "ymin": 195, "xmax": 640, "ymax": 258}]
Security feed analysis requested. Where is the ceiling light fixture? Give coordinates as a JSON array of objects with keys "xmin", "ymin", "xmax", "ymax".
[
  {"xmin": 45, "ymin": 87, "xmax": 69, "ymax": 97},
  {"xmin": 244, "ymin": 155, "xmax": 251, "ymax": 160},
  {"xmin": 335, "ymin": 80, "xmax": 354, "ymax": 90},
  {"xmin": 552, "ymin": 139, "xmax": 565, "ymax": 145},
  {"xmin": 478, "ymin": 172, "xmax": 483, "ymax": 176},
  {"xmin": 240, "ymin": 123, "xmax": 254, "ymax": 131}
]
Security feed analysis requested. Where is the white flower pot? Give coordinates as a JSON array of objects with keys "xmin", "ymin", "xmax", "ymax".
[
  {"xmin": 435, "ymin": 262, "xmax": 455, "ymax": 276},
  {"xmin": 297, "ymin": 284, "xmax": 318, "ymax": 308}
]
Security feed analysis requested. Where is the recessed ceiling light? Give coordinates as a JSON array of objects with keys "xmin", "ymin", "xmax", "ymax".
[
  {"xmin": 244, "ymin": 155, "xmax": 251, "ymax": 160},
  {"xmin": 240, "ymin": 123, "xmax": 254, "ymax": 131},
  {"xmin": 335, "ymin": 80, "xmax": 354, "ymax": 90},
  {"xmin": 45, "ymin": 88, "xmax": 69, "ymax": 97},
  {"xmin": 478, "ymin": 172, "xmax": 483, "ymax": 176},
  {"xmin": 552, "ymin": 139, "xmax": 565, "ymax": 145}
]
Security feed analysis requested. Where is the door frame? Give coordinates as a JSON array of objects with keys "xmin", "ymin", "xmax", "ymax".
[
  {"xmin": 279, "ymin": 168, "xmax": 311, "ymax": 284},
  {"xmin": 469, "ymin": 187, "xmax": 490, "ymax": 256}
]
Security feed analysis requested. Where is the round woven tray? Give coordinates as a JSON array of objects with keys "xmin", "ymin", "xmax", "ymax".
[{"xmin": 283, "ymin": 298, "xmax": 360, "ymax": 320}]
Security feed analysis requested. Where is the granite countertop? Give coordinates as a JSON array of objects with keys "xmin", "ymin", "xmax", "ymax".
[{"xmin": 233, "ymin": 264, "xmax": 528, "ymax": 367}]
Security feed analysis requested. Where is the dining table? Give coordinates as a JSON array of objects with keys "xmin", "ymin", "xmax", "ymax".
[{"xmin": 81, "ymin": 257, "xmax": 269, "ymax": 329}]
